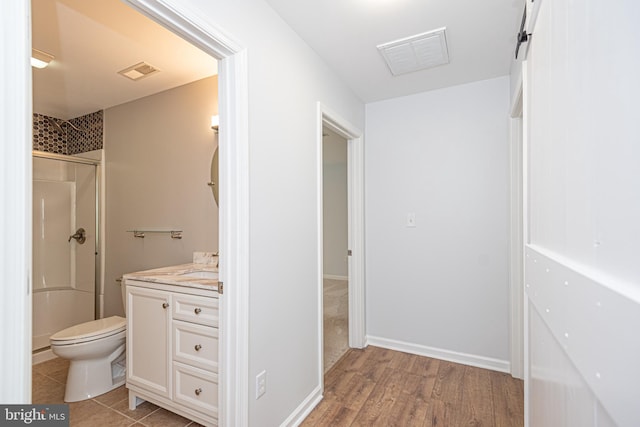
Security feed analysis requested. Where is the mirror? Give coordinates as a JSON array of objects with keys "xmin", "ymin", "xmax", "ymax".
[{"xmin": 209, "ymin": 147, "xmax": 219, "ymax": 205}]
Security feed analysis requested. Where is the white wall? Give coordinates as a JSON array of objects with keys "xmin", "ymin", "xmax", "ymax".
[
  {"xmin": 104, "ymin": 76, "xmax": 219, "ymax": 317},
  {"xmin": 525, "ymin": 1, "xmax": 640, "ymax": 425},
  {"xmin": 365, "ymin": 76, "xmax": 511, "ymax": 369},
  {"xmin": 323, "ymin": 128, "xmax": 348, "ymax": 278},
  {"xmin": 157, "ymin": 1, "xmax": 365, "ymax": 425}
]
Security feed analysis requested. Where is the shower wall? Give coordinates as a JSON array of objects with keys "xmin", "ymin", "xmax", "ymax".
[
  {"xmin": 33, "ymin": 110, "xmax": 103, "ymax": 154},
  {"xmin": 32, "ymin": 157, "xmax": 97, "ymax": 351},
  {"xmin": 32, "ymin": 109, "xmax": 103, "ymax": 352}
]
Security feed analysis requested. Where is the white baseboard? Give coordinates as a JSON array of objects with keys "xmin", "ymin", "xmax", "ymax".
[
  {"xmin": 281, "ymin": 385, "xmax": 323, "ymax": 427},
  {"xmin": 32, "ymin": 348, "xmax": 57, "ymax": 365},
  {"xmin": 323, "ymin": 274, "xmax": 348, "ymax": 281},
  {"xmin": 366, "ymin": 336, "xmax": 510, "ymax": 373}
]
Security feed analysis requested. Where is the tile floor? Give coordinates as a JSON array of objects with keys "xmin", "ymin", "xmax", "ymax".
[{"xmin": 32, "ymin": 357, "xmax": 204, "ymax": 427}]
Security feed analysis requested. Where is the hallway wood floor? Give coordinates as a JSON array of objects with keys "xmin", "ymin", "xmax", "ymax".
[
  {"xmin": 301, "ymin": 346, "xmax": 524, "ymax": 427},
  {"xmin": 324, "ymin": 278, "xmax": 349, "ymax": 373}
]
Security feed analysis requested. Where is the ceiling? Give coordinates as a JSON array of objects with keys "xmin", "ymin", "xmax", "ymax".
[
  {"xmin": 32, "ymin": 0, "xmax": 523, "ymax": 119},
  {"xmin": 32, "ymin": 0, "xmax": 217, "ymax": 120},
  {"xmin": 264, "ymin": 0, "xmax": 524, "ymax": 102}
]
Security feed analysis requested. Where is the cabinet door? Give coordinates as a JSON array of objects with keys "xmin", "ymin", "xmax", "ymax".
[{"xmin": 126, "ymin": 285, "xmax": 171, "ymax": 398}]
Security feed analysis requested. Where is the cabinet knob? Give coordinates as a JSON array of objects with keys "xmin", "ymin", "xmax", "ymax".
[
  {"xmin": 195, "ymin": 388, "xmax": 202, "ymax": 396},
  {"xmin": 162, "ymin": 302, "xmax": 169, "ymax": 309},
  {"xmin": 194, "ymin": 344, "xmax": 202, "ymax": 351},
  {"xmin": 194, "ymin": 307, "xmax": 202, "ymax": 314}
]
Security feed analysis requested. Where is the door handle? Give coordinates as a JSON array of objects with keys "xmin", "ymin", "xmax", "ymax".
[{"xmin": 68, "ymin": 228, "xmax": 86, "ymax": 244}]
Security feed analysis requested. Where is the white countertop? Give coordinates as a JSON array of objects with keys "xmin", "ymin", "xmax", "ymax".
[{"xmin": 123, "ymin": 263, "xmax": 219, "ymax": 292}]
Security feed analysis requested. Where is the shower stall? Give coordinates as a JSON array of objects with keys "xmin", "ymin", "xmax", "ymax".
[{"xmin": 32, "ymin": 151, "xmax": 101, "ymax": 354}]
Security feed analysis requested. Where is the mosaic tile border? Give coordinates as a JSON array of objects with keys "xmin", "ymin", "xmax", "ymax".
[{"xmin": 33, "ymin": 110, "xmax": 103, "ymax": 155}]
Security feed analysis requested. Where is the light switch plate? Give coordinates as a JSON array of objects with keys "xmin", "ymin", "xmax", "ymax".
[
  {"xmin": 255, "ymin": 370, "xmax": 266, "ymax": 399},
  {"xmin": 406, "ymin": 212, "xmax": 416, "ymax": 227}
]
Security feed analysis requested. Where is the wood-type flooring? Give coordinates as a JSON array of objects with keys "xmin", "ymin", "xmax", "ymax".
[{"xmin": 302, "ymin": 346, "xmax": 524, "ymax": 427}]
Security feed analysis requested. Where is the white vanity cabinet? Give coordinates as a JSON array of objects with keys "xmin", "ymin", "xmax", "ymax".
[
  {"xmin": 126, "ymin": 285, "xmax": 171, "ymax": 398},
  {"xmin": 125, "ymin": 278, "xmax": 219, "ymax": 426}
]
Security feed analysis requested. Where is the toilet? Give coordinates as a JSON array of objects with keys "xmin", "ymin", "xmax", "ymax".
[
  {"xmin": 50, "ymin": 285, "xmax": 127, "ymax": 402},
  {"xmin": 50, "ymin": 316, "xmax": 126, "ymax": 402}
]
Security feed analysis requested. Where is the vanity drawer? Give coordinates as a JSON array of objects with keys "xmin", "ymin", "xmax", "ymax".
[
  {"xmin": 173, "ymin": 321, "xmax": 218, "ymax": 372},
  {"xmin": 172, "ymin": 293, "xmax": 218, "ymax": 327},
  {"xmin": 173, "ymin": 362, "xmax": 218, "ymax": 418}
]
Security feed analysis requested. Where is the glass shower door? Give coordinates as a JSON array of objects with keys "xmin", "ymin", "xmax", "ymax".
[{"xmin": 32, "ymin": 156, "xmax": 96, "ymax": 351}]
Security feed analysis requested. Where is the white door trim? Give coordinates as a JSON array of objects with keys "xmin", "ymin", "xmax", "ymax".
[
  {"xmin": 0, "ymin": 0, "xmax": 32, "ymax": 404},
  {"xmin": 509, "ymin": 83, "xmax": 524, "ymax": 379},
  {"xmin": 316, "ymin": 103, "xmax": 366, "ymax": 389},
  {"xmin": 123, "ymin": 2, "xmax": 250, "ymax": 425},
  {"xmin": 521, "ymin": 63, "xmax": 531, "ymax": 427}
]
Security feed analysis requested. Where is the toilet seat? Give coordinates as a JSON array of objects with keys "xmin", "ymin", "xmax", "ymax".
[{"xmin": 50, "ymin": 316, "xmax": 126, "ymax": 345}]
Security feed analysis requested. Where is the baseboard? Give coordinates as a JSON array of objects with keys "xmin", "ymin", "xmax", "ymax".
[
  {"xmin": 280, "ymin": 385, "xmax": 323, "ymax": 427},
  {"xmin": 366, "ymin": 336, "xmax": 510, "ymax": 373},
  {"xmin": 323, "ymin": 274, "xmax": 348, "ymax": 281},
  {"xmin": 32, "ymin": 348, "xmax": 57, "ymax": 365}
]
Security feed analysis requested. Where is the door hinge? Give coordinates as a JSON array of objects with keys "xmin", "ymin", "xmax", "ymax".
[
  {"xmin": 218, "ymin": 281, "xmax": 224, "ymax": 295},
  {"xmin": 515, "ymin": 6, "xmax": 530, "ymax": 59},
  {"xmin": 347, "ymin": 249, "xmax": 352, "ymax": 256}
]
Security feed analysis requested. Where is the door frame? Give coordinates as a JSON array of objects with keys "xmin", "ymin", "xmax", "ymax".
[
  {"xmin": 316, "ymin": 103, "xmax": 366, "ymax": 388},
  {"xmin": 509, "ymin": 75, "xmax": 525, "ymax": 380},
  {"xmin": 0, "ymin": 0, "xmax": 32, "ymax": 403},
  {"xmin": 108, "ymin": 1, "xmax": 253, "ymax": 425}
]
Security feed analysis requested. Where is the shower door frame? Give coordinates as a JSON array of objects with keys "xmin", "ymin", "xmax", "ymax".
[{"xmin": 32, "ymin": 150, "xmax": 102, "ymax": 322}]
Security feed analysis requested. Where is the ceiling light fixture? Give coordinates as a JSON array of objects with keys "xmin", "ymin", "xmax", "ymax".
[{"xmin": 31, "ymin": 48, "xmax": 55, "ymax": 69}]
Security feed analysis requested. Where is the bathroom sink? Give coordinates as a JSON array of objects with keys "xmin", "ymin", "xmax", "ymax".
[{"xmin": 178, "ymin": 270, "xmax": 218, "ymax": 280}]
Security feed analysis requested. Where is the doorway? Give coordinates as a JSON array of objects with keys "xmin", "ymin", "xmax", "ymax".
[
  {"xmin": 6, "ymin": 0, "xmax": 250, "ymax": 423},
  {"xmin": 318, "ymin": 104, "xmax": 365, "ymax": 387},
  {"xmin": 322, "ymin": 126, "xmax": 349, "ymax": 372}
]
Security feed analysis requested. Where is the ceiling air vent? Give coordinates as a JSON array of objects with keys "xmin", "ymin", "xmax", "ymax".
[
  {"xmin": 377, "ymin": 27, "xmax": 449, "ymax": 76},
  {"xmin": 118, "ymin": 62, "xmax": 160, "ymax": 81}
]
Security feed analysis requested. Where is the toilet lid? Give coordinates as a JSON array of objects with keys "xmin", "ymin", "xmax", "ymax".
[{"xmin": 50, "ymin": 316, "xmax": 126, "ymax": 344}]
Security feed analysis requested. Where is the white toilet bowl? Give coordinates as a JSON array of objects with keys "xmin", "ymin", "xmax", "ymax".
[{"xmin": 50, "ymin": 316, "xmax": 127, "ymax": 402}]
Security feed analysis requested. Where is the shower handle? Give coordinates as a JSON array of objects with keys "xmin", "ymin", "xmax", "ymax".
[{"xmin": 68, "ymin": 228, "xmax": 86, "ymax": 244}]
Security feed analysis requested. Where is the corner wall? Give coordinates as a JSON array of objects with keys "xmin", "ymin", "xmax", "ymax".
[{"xmin": 365, "ymin": 76, "xmax": 511, "ymax": 369}]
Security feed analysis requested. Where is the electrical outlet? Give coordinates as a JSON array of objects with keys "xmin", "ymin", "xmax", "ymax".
[{"xmin": 255, "ymin": 370, "xmax": 267, "ymax": 399}]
